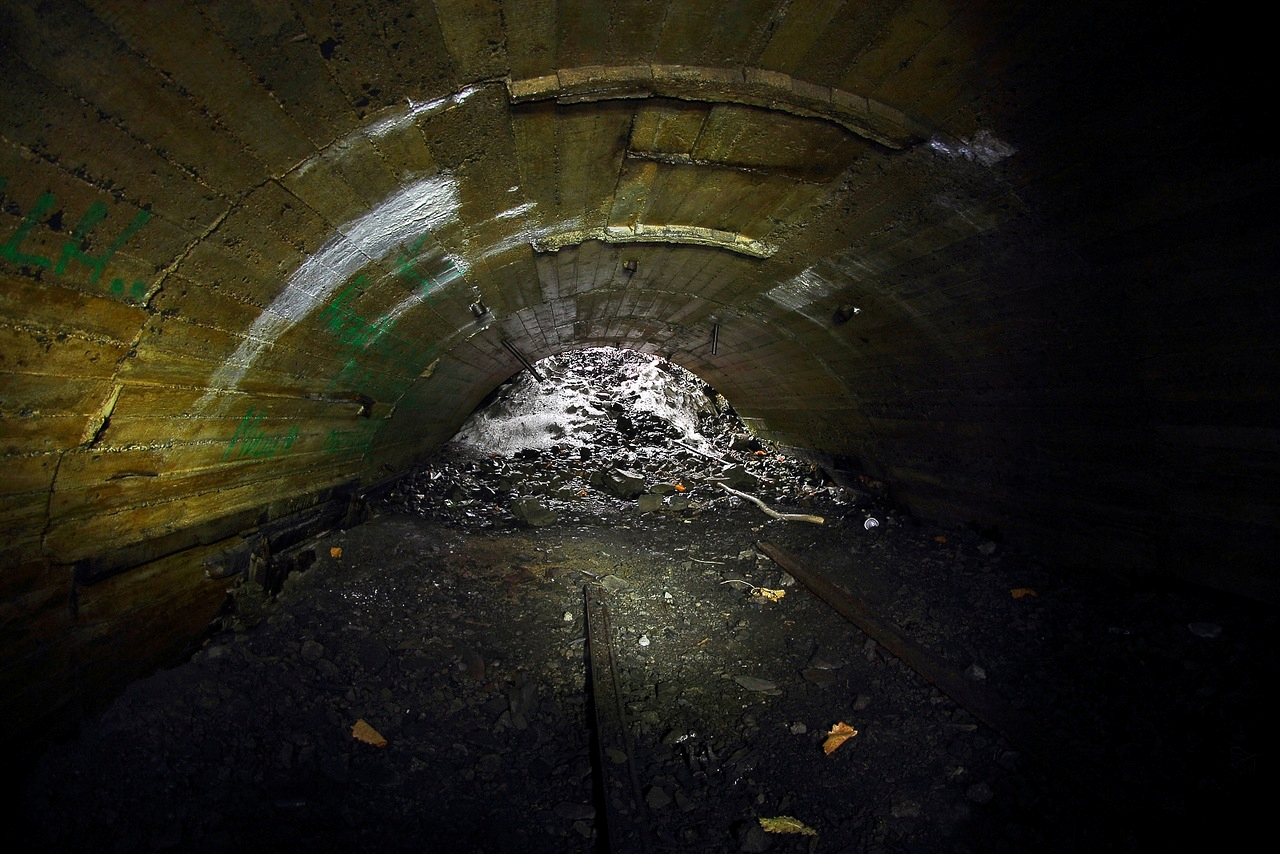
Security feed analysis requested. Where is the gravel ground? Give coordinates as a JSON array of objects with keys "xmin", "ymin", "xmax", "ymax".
[{"xmin": 17, "ymin": 350, "xmax": 1273, "ymax": 853}]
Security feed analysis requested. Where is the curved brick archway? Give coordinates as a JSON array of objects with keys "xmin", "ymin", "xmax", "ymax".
[{"xmin": 1, "ymin": 1, "xmax": 1275, "ymax": 754}]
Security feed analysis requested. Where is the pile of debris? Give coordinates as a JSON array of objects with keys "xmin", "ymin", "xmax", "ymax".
[{"xmin": 387, "ymin": 348, "xmax": 886, "ymax": 531}]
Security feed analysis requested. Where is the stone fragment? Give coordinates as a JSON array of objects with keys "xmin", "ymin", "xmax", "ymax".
[
  {"xmin": 801, "ymin": 668, "xmax": 836, "ymax": 685},
  {"xmin": 345, "ymin": 636, "xmax": 389, "ymax": 673},
  {"xmin": 511, "ymin": 497, "xmax": 557, "ymax": 526},
  {"xmin": 891, "ymin": 796, "xmax": 921, "ymax": 818},
  {"xmin": 734, "ymin": 675, "xmax": 780, "ymax": 694},
  {"xmin": 600, "ymin": 574, "xmax": 629, "ymax": 593},
  {"xmin": 645, "ymin": 785, "xmax": 671, "ymax": 809},
  {"xmin": 735, "ymin": 820, "xmax": 773, "ymax": 852},
  {"xmin": 637, "ymin": 493, "xmax": 665, "ymax": 512},
  {"xmin": 300, "ymin": 640, "xmax": 325, "ymax": 662},
  {"xmin": 601, "ymin": 468, "xmax": 646, "ymax": 498},
  {"xmin": 718, "ymin": 464, "xmax": 757, "ymax": 488}
]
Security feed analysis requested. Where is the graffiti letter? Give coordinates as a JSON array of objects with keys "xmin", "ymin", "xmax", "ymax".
[
  {"xmin": 1, "ymin": 191, "xmax": 56, "ymax": 270},
  {"xmin": 223, "ymin": 408, "xmax": 264, "ymax": 460},
  {"xmin": 54, "ymin": 202, "xmax": 152, "ymax": 285}
]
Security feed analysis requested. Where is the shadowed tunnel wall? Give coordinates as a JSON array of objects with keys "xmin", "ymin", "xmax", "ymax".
[{"xmin": 1, "ymin": 1, "xmax": 1276, "ymax": 755}]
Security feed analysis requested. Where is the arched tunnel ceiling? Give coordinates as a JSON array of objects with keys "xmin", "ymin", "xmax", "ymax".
[{"xmin": 0, "ymin": 1, "xmax": 1276, "ymax": 748}]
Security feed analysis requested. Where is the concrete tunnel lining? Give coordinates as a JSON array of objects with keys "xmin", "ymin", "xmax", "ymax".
[{"xmin": 1, "ymin": 0, "xmax": 1275, "ymax": 761}]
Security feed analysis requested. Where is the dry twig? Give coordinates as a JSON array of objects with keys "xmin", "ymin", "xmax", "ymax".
[{"xmin": 719, "ymin": 483, "xmax": 824, "ymax": 524}]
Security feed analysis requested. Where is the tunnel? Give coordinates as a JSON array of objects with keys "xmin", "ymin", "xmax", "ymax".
[{"xmin": 1, "ymin": 0, "xmax": 1276, "ymax": 848}]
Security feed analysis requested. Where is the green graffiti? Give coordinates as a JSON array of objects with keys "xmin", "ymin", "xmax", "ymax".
[
  {"xmin": 1, "ymin": 189, "xmax": 55, "ymax": 269},
  {"xmin": 394, "ymin": 232, "xmax": 433, "ymax": 291},
  {"xmin": 0, "ymin": 177, "xmax": 152, "ymax": 296},
  {"xmin": 110, "ymin": 278, "xmax": 150, "ymax": 300},
  {"xmin": 393, "ymin": 232, "xmax": 464, "ymax": 298},
  {"xmin": 326, "ymin": 359, "xmax": 377, "ymax": 394},
  {"xmin": 322, "ymin": 420, "xmax": 381, "ymax": 455},
  {"xmin": 317, "ymin": 275, "xmax": 400, "ymax": 350},
  {"xmin": 315, "ymin": 233, "xmax": 459, "ymax": 395},
  {"xmin": 223, "ymin": 408, "xmax": 300, "ymax": 461},
  {"xmin": 55, "ymin": 200, "xmax": 152, "ymax": 285},
  {"xmin": 319, "ymin": 282, "xmax": 412, "ymax": 362}
]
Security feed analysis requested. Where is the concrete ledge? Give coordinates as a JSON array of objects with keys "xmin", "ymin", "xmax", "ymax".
[
  {"xmin": 531, "ymin": 223, "xmax": 776, "ymax": 258},
  {"xmin": 507, "ymin": 73, "xmax": 560, "ymax": 101},
  {"xmin": 506, "ymin": 65, "xmax": 927, "ymax": 149}
]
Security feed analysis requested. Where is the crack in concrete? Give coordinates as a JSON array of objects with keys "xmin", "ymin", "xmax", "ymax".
[
  {"xmin": 39, "ymin": 449, "xmax": 67, "ymax": 558},
  {"xmin": 79, "ymin": 383, "xmax": 121, "ymax": 447},
  {"xmin": 623, "ymin": 149, "xmax": 832, "ymax": 185}
]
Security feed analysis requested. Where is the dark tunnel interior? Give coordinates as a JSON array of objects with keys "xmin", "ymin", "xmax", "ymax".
[{"xmin": 1, "ymin": 1, "xmax": 1277, "ymax": 851}]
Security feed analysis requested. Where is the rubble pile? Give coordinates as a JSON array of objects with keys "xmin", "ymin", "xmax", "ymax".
[{"xmin": 390, "ymin": 347, "xmax": 883, "ymax": 532}]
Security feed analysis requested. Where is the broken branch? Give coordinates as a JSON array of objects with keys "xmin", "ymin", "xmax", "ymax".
[
  {"xmin": 674, "ymin": 439, "xmax": 725, "ymax": 462},
  {"xmin": 719, "ymin": 483, "xmax": 824, "ymax": 524}
]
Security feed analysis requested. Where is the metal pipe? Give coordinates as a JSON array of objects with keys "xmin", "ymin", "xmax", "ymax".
[{"xmin": 500, "ymin": 339, "xmax": 544, "ymax": 382}]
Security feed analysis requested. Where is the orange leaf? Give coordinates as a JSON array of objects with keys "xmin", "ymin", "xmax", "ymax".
[
  {"xmin": 933, "ymin": 535, "xmax": 947, "ymax": 543},
  {"xmin": 351, "ymin": 719, "xmax": 387, "ymax": 747},
  {"xmin": 823, "ymin": 721, "xmax": 858, "ymax": 755},
  {"xmin": 1011, "ymin": 587, "xmax": 1038, "ymax": 599},
  {"xmin": 330, "ymin": 546, "xmax": 343, "ymax": 559},
  {"xmin": 674, "ymin": 483, "xmax": 687, "ymax": 492}
]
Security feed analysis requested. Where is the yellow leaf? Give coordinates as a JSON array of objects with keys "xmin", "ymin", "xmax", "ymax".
[
  {"xmin": 823, "ymin": 721, "xmax": 858, "ymax": 755},
  {"xmin": 1010, "ymin": 587, "xmax": 1038, "ymax": 599},
  {"xmin": 759, "ymin": 816, "xmax": 818, "ymax": 836},
  {"xmin": 752, "ymin": 587, "xmax": 786, "ymax": 602},
  {"xmin": 330, "ymin": 546, "xmax": 343, "ymax": 559},
  {"xmin": 351, "ymin": 718, "xmax": 387, "ymax": 747}
]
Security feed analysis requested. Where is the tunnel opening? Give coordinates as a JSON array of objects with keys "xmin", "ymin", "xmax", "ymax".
[
  {"xmin": 387, "ymin": 343, "xmax": 866, "ymax": 534},
  {"xmin": 456, "ymin": 346, "xmax": 731, "ymax": 460}
]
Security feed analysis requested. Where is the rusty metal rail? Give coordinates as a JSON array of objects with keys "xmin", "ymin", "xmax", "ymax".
[
  {"xmin": 755, "ymin": 539, "xmax": 1124, "ymax": 814},
  {"xmin": 756, "ymin": 540, "xmax": 1038, "ymax": 744},
  {"xmin": 584, "ymin": 584, "xmax": 651, "ymax": 854}
]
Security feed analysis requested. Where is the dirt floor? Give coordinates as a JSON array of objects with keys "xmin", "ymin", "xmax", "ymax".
[{"xmin": 16, "ymin": 351, "xmax": 1275, "ymax": 853}]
